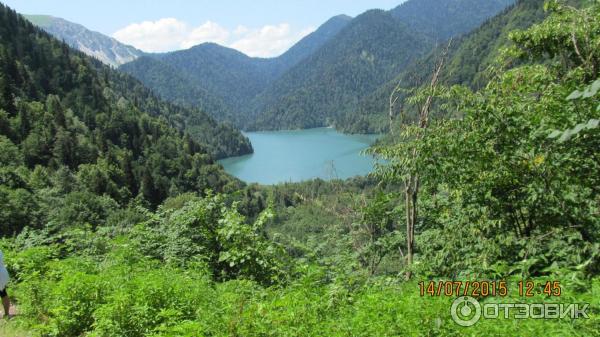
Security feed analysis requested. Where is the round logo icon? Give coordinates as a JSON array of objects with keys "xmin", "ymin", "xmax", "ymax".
[{"xmin": 450, "ymin": 296, "xmax": 481, "ymax": 327}]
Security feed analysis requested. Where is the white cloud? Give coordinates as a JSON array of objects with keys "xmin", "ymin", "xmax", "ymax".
[
  {"xmin": 230, "ymin": 23, "xmax": 315, "ymax": 58},
  {"xmin": 113, "ymin": 18, "xmax": 188, "ymax": 53},
  {"xmin": 181, "ymin": 21, "xmax": 230, "ymax": 49},
  {"xmin": 113, "ymin": 18, "xmax": 315, "ymax": 57},
  {"xmin": 233, "ymin": 25, "xmax": 249, "ymax": 36}
]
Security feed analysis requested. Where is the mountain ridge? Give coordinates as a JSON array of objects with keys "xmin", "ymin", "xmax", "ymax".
[
  {"xmin": 249, "ymin": 9, "xmax": 434, "ymax": 130},
  {"xmin": 120, "ymin": 15, "xmax": 354, "ymax": 128},
  {"xmin": 247, "ymin": 0, "xmax": 517, "ymax": 130},
  {"xmin": 25, "ymin": 14, "xmax": 144, "ymax": 67}
]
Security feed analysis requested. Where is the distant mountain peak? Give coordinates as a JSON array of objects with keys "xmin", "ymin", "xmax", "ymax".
[
  {"xmin": 329, "ymin": 14, "xmax": 353, "ymax": 22},
  {"xmin": 24, "ymin": 14, "xmax": 143, "ymax": 67},
  {"xmin": 185, "ymin": 42, "xmax": 247, "ymax": 56}
]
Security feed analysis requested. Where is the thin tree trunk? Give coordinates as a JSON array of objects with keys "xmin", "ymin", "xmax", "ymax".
[
  {"xmin": 399, "ymin": 41, "xmax": 452, "ymax": 279},
  {"xmin": 389, "ymin": 81, "xmax": 403, "ymax": 134},
  {"xmin": 405, "ymin": 186, "xmax": 413, "ymax": 279}
]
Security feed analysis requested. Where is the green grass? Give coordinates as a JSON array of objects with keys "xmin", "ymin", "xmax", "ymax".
[
  {"xmin": 12, "ymin": 252, "xmax": 600, "ymax": 337},
  {"xmin": 0, "ymin": 319, "xmax": 32, "ymax": 337}
]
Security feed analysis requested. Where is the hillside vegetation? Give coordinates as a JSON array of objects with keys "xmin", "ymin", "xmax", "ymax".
[
  {"xmin": 20, "ymin": 15, "xmax": 252, "ymax": 159},
  {"xmin": 0, "ymin": 1, "xmax": 251, "ymax": 234},
  {"xmin": 390, "ymin": 0, "xmax": 515, "ymax": 40},
  {"xmin": 344, "ymin": 0, "xmax": 549, "ymax": 133}
]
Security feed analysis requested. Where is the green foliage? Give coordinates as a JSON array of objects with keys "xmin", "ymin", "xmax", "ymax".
[
  {"xmin": 548, "ymin": 118, "xmax": 599, "ymax": 142},
  {"xmin": 130, "ymin": 194, "xmax": 286, "ymax": 285},
  {"xmin": 0, "ymin": 135, "xmax": 22, "ymax": 166},
  {"xmin": 91, "ymin": 267, "xmax": 217, "ymax": 337},
  {"xmin": 373, "ymin": 1, "xmax": 600, "ymax": 278},
  {"xmin": 10, "ymin": 247, "xmax": 600, "ymax": 337},
  {"xmin": 0, "ymin": 185, "xmax": 40, "ymax": 236},
  {"xmin": 352, "ymin": 192, "xmax": 404, "ymax": 275},
  {"xmin": 510, "ymin": 0, "xmax": 599, "ymax": 79},
  {"xmin": 46, "ymin": 191, "xmax": 119, "ymax": 229},
  {"xmin": 549, "ymin": 78, "xmax": 600, "ymax": 142},
  {"xmin": 567, "ymin": 79, "xmax": 600, "ymax": 100}
]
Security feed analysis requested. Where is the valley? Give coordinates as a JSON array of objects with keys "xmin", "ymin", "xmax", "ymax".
[{"xmin": 0, "ymin": 0, "xmax": 598, "ymax": 336}]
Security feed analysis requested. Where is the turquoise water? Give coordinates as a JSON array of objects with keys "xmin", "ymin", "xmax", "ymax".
[{"xmin": 219, "ymin": 128, "xmax": 379, "ymax": 185}]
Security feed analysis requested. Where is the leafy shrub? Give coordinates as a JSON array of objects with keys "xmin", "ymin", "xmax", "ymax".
[{"xmin": 131, "ymin": 194, "xmax": 287, "ymax": 285}]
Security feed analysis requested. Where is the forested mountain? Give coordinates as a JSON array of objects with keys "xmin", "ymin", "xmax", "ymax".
[
  {"xmin": 22, "ymin": 15, "xmax": 252, "ymax": 159},
  {"xmin": 339, "ymin": 0, "xmax": 548, "ymax": 133},
  {"xmin": 390, "ymin": 0, "xmax": 515, "ymax": 40},
  {"xmin": 249, "ymin": 0, "xmax": 516, "ymax": 131},
  {"xmin": 249, "ymin": 10, "xmax": 433, "ymax": 130},
  {"xmin": 267, "ymin": 15, "xmax": 353, "ymax": 78},
  {"xmin": 0, "ymin": 2, "xmax": 251, "ymax": 222},
  {"xmin": 117, "ymin": 55, "xmax": 239, "ymax": 126},
  {"xmin": 24, "ymin": 12, "xmax": 352, "ymax": 128},
  {"xmin": 24, "ymin": 14, "xmax": 144, "ymax": 67},
  {"xmin": 120, "ymin": 15, "xmax": 353, "ymax": 128},
  {"xmin": 149, "ymin": 43, "xmax": 274, "ymax": 117},
  {"xmin": 121, "ymin": 0, "xmax": 515, "ymax": 131},
  {"xmin": 121, "ymin": 43, "xmax": 271, "ymax": 128}
]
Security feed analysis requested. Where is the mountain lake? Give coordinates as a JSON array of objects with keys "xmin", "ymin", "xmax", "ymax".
[{"xmin": 219, "ymin": 128, "xmax": 380, "ymax": 184}]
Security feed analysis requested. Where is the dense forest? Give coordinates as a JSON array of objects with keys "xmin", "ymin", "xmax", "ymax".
[
  {"xmin": 251, "ymin": 0, "xmax": 518, "ymax": 131},
  {"xmin": 0, "ymin": 1, "xmax": 254, "ymax": 234},
  {"xmin": 4, "ymin": 15, "xmax": 252, "ymax": 161},
  {"xmin": 389, "ymin": 0, "xmax": 514, "ymax": 40},
  {"xmin": 119, "ymin": 56, "xmax": 241, "ymax": 127},
  {"xmin": 248, "ymin": 10, "xmax": 433, "ymax": 130},
  {"xmin": 1, "ymin": 0, "xmax": 599, "ymax": 336}
]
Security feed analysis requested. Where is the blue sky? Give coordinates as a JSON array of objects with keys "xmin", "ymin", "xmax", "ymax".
[{"xmin": 4, "ymin": 0, "xmax": 406, "ymax": 57}]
